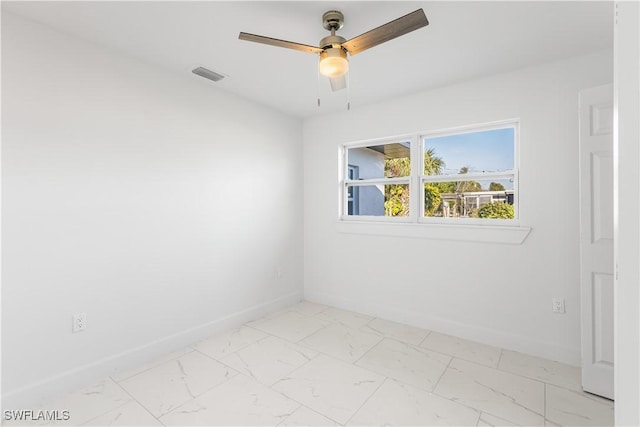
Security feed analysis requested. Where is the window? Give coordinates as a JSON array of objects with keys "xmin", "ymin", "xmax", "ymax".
[
  {"xmin": 343, "ymin": 140, "xmax": 412, "ymax": 219},
  {"xmin": 341, "ymin": 121, "xmax": 518, "ymax": 224},
  {"xmin": 421, "ymin": 126, "xmax": 517, "ymax": 221}
]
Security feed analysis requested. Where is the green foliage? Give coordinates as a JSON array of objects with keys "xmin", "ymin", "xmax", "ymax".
[
  {"xmin": 455, "ymin": 166, "xmax": 481, "ymax": 192},
  {"xmin": 382, "ymin": 148, "xmax": 445, "ymax": 216},
  {"xmin": 424, "ymin": 147, "xmax": 445, "ymax": 175},
  {"xmin": 383, "ymin": 157, "xmax": 410, "ymax": 216},
  {"xmin": 435, "ymin": 181, "xmax": 456, "ymax": 193},
  {"xmin": 385, "ymin": 157, "xmax": 410, "ymax": 178},
  {"xmin": 424, "ymin": 184, "xmax": 442, "ymax": 216},
  {"xmin": 489, "ymin": 182, "xmax": 506, "ymax": 191},
  {"xmin": 384, "ymin": 185, "xmax": 409, "ymax": 216},
  {"xmin": 384, "ymin": 147, "xmax": 445, "ymax": 178},
  {"xmin": 477, "ymin": 202, "xmax": 515, "ymax": 219}
]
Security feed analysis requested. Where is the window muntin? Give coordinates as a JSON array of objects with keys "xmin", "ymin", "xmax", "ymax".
[
  {"xmin": 345, "ymin": 183, "xmax": 410, "ymax": 217},
  {"xmin": 421, "ymin": 125, "xmax": 517, "ymax": 221},
  {"xmin": 341, "ymin": 122, "xmax": 518, "ymax": 224},
  {"xmin": 344, "ymin": 141, "xmax": 412, "ymax": 219},
  {"xmin": 346, "ymin": 142, "xmax": 411, "ymax": 179},
  {"xmin": 347, "ymin": 165, "xmax": 360, "ymax": 215}
]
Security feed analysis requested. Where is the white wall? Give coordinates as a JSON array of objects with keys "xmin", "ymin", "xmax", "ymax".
[
  {"xmin": 1, "ymin": 12, "xmax": 303, "ymax": 407},
  {"xmin": 614, "ymin": 1, "xmax": 640, "ymax": 424},
  {"xmin": 304, "ymin": 50, "xmax": 612, "ymax": 365}
]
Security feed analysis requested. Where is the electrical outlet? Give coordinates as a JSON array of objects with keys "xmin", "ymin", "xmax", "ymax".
[
  {"xmin": 552, "ymin": 298, "xmax": 565, "ymax": 314},
  {"xmin": 72, "ymin": 313, "xmax": 87, "ymax": 333},
  {"xmin": 276, "ymin": 267, "xmax": 284, "ymax": 279}
]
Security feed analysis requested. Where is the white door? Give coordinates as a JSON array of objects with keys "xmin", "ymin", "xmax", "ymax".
[{"xmin": 579, "ymin": 83, "xmax": 614, "ymax": 400}]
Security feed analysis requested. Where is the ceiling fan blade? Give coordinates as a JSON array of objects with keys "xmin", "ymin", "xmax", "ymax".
[
  {"xmin": 239, "ymin": 32, "xmax": 322, "ymax": 54},
  {"xmin": 342, "ymin": 9, "xmax": 429, "ymax": 56},
  {"xmin": 329, "ymin": 75, "xmax": 347, "ymax": 92}
]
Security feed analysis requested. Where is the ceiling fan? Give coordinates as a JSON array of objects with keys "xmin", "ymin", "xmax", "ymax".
[{"xmin": 239, "ymin": 8, "xmax": 429, "ymax": 92}]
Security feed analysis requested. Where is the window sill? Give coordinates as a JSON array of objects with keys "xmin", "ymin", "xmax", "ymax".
[{"xmin": 336, "ymin": 221, "xmax": 531, "ymax": 245}]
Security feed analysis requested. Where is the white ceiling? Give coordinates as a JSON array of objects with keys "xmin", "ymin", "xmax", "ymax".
[{"xmin": 3, "ymin": 1, "xmax": 613, "ymax": 118}]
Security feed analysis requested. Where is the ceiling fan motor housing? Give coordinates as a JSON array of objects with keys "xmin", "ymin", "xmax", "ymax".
[
  {"xmin": 320, "ymin": 34, "xmax": 347, "ymax": 49},
  {"xmin": 322, "ymin": 10, "xmax": 344, "ymax": 31},
  {"xmin": 239, "ymin": 8, "xmax": 428, "ymax": 89}
]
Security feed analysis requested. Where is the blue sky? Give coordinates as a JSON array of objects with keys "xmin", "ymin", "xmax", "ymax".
[{"xmin": 424, "ymin": 127, "xmax": 515, "ymax": 175}]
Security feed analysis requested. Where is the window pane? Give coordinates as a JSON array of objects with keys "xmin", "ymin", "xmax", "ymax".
[
  {"xmin": 347, "ymin": 141, "xmax": 411, "ymax": 179},
  {"xmin": 424, "ymin": 178, "xmax": 515, "ymax": 219},
  {"xmin": 346, "ymin": 184, "xmax": 410, "ymax": 217},
  {"xmin": 424, "ymin": 128, "xmax": 514, "ymax": 176}
]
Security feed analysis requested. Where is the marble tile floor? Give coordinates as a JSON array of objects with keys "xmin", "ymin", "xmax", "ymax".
[{"xmin": 4, "ymin": 301, "xmax": 614, "ymax": 427}]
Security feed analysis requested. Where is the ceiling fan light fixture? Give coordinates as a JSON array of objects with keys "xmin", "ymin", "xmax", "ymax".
[
  {"xmin": 239, "ymin": 8, "xmax": 428, "ymax": 91},
  {"xmin": 319, "ymin": 47, "xmax": 349, "ymax": 78}
]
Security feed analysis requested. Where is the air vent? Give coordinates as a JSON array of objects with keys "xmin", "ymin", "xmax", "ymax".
[{"xmin": 192, "ymin": 67, "xmax": 225, "ymax": 82}]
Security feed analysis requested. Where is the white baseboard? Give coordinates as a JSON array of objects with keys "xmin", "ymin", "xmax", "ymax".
[
  {"xmin": 2, "ymin": 291, "xmax": 302, "ymax": 410},
  {"xmin": 304, "ymin": 289, "xmax": 580, "ymax": 367}
]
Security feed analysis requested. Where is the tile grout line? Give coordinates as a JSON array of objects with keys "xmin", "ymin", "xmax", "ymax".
[
  {"xmin": 75, "ymin": 400, "xmax": 131, "ymax": 427},
  {"xmin": 121, "ymin": 350, "xmax": 243, "ymax": 422},
  {"xmin": 286, "ymin": 403, "xmax": 343, "ymax": 426},
  {"xmin": 265, "ymin": 358, "xmax": 344, "ymax": 426},
  {"xmin": 361, "ymin": 317, "xmax": 433, "ymax": 346},
  {"xmin": 58, "ymin": 378, "xmax": 133, "ymax": 426},
  {"xmin": 342, "ymin": 376, "xmax": 389, "ymax": 426},
  {"xmin": 249, "ymin": 309, "xmax": 340, "ymax": 344},
  {"xmin": 29, "ymin": 302, "xmax": 607, "ymax": 427},
  {"xmin": 350, "ymin": 334, "xmax": 385, "ymax": 366},
  {"xmin": 193, "ymin": 324, "xmax": 275, "ymax": 362},
  {"xmin": 293, "ymin": 323, "xmax": 333, "ymax": 344},
  {"xmin": 260, "ymin": 306, "xmax": 547, "ymax": 425},
  {"xmin": 493, "ymin": 349, "xmax": 590, "ymax": 396},
  {"xmin": 431, "ymin": 356, "xmax": 548, "ymax": 424},
  {"xmin": 98, "ymin": 378, "xmax": 164, "ymax": 427},
  {"xmin": 363, "ymin": 315, "xmax": 377, "ymax": 328},
  {"xmin": 193, "ymin": 346, "xmax": 253, "ymax": 381},
  {"xmin": 274, "ymin": 402, "xmax": 304, "ymax": 427},
  {"xmin": 431, "ymin": 354, "xmax": 454, "ymax": 393},
  {"xmin": 208, "ymin": 319, "xmax": 327, "ymax": 390},
  {"xmin": 138, "ymin": 365, "xmax": 243, "ymax": 424},
  {"xmin": 417, "ymin": 329, "xmax": 432, "ymax": 347},
  {"xmin": 109, "ymin": 347, "xmax": 194, "ymax": 383},
  {"xmin": 474, "ymin": 409, "xmax": 523, "ymax": 427},
  {"xmin": 267, "ymin": 348, "xmax": 390, "ymax": 424},
  {"xmin": 191, "ymin": 308, "xmax": 602, "ymax": 425},
  {"xmin": 244, "ymin": 323, "xmax": 299, "ymax": 344},
  {"xmin": 417, "ymin": 344, "xmax": 478, "ymax": 367}
]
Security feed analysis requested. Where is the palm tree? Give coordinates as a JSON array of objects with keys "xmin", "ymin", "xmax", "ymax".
[
  {"xmin": 385, "ymin": 147, "xmax": 446, "ymax": 178},
  {"xmin": 383, "ymin": 148, "xmax": 446, "ymax": 216},
  {"xmin": 424, "ymin": 147, "xmax": 445, "ymax": 175}
]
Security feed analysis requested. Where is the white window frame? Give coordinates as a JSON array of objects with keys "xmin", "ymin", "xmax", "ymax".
[
  {"xmin": 347, "ymin": 165, "xmax": 360, "ymax": 215},
  {"xmin": 340, "ymin": 119, "xmax": 520, "ymax": 227},
  {"xmin": 341, "ymin": 136, "xmax": 416, "ymax": 223},
  {"xmin": 419, "ymin": 120, "xmax": 519, "ymax": 226}
]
